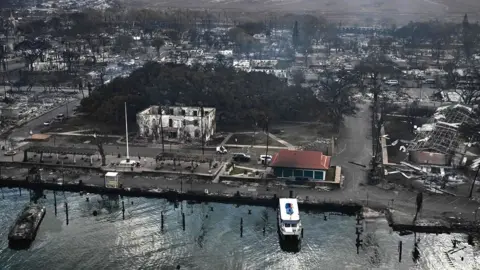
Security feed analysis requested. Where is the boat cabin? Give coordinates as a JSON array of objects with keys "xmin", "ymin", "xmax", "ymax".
[{"xmin": 278, "ymin": 198, "xmax": 301, "ymax": 235}]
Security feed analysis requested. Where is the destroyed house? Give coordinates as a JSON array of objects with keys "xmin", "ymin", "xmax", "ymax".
[
  {"xmin": 136, "ymin": 106, "xmax": 216, "ymax": 142},
  {"xmin": 407, "ymin": 104, "xmax": 473, "ymax": 166}
]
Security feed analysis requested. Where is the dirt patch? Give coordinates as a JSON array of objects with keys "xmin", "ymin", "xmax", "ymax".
[
  {"xmin": 51, "ymin": 134, "xmax": 119, "ymax": 146},
  {"xmin": 271, "ymin": 122, "xmax": 335, "ymax": 148},
  {"xmin": 226, "ymin": 133, "xmax": 284, "ymax": 147},
  {"xmin": 384, "ymin": 117, "xmax": 416, "ymax": 163},
  {"xmin": 206, "ymin": 135, "xmax": 226, "ymax": 146}
]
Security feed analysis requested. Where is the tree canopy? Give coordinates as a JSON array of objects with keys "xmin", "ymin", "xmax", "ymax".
[{"xmin": 80, "ymin": 62, "xmax": 322, "ymax": 127}]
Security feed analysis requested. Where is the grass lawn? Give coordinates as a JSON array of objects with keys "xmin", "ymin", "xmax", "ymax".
[
  {"xmin": 226, "ymin": 133, "xmax": 285, "ymax": 147},
  {"xmin": 272, "ymin": 122, "xmax": 335, "ymax": 147},
  {"xmin": 42, "ymin": 115, "xmax": 127, "ymax": 135},
  {"xmin": 51, "ymin": 134, "xmax": 119, "ymax": 145}
]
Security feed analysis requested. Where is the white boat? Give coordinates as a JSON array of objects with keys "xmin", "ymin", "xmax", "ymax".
[{"xmin": 277, "ymin": 198, "xmax": 302, "ymax": 241}]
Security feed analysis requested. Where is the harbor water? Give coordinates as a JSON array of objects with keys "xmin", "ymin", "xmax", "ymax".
[{"xmin": 0, "ymin": 188, "xmax": 479, "ymax": 270}]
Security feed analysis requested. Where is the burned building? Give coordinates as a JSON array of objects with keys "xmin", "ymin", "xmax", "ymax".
[
  {"xmin": 136, "ymin": 106, "xmax": 216, "ymax": 142},
  {"xmin": 407, "ymin": 104, "xmax": 473, "ymax": 166}
]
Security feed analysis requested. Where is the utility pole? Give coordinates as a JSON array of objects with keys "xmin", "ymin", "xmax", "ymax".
[
  {"xmin": 469, "ymin": 164, "xmax": 480, "ymax": 198},
  {"xmin": 65, "ymin": 98, "xmax": 69, "ymax": 119},
  {"xmin": 124, "ymin": 102, "xmax": 130, "ymax": 162},
  {"xmin": 201, "ymin": 106, "xmax": 205, "ymax": 156},
  {"xmin": 264, "ymin": 116, "xmax": 269, "ymax": 168}
]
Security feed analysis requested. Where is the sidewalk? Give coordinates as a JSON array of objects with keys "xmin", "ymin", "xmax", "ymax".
[
  {"xmin": 223, "ymin": 144, "xmax": 287, "ymax": 150},
  {"xmin": 266, "ymin": 132, "xmax": 296, "ymax": 150}
]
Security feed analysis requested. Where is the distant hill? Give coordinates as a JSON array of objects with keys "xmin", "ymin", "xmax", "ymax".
[{"xmin": 119, "ymin": 0, "xmax": 480, "ymax": 24}]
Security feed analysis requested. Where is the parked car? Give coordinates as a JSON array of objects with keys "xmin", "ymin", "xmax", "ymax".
[
  {"xmin": 385, "ymin": 79, "xmax": 399, "ymax": 86},
  {"xmin": 43, "ymin": 120, "xmax": 53, "ymax": 126},
  {"xmin": 259, "ymin": 154, "xmax": 273, "ymax": 164},
  {"xmin": 216, "ymin": 145, "xmax": 228, "ymax": 154},
  {"xmin": 232, "ymin": 153, "xmax": 251, "ymax": 162},
  {"xmin": 4, "ymin": 150, "xmax": 16, "ymax": 156},
  {"xmin": 424, "ymin": 78, "xmax": 436, "ymax": 85}
]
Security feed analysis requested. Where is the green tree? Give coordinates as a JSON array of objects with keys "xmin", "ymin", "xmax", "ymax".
[{"xmin": 80, "ymin": 62, "xmax": 322, "ymax": 127}]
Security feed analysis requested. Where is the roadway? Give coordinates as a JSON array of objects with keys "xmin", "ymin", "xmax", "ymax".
[
  {"xmin": 9, "ymin": 99, "xmax": 80, "ymax": 139},
  {"xmin": 331, "ymin": 102, "xmax": 372, "ymax": 194}
]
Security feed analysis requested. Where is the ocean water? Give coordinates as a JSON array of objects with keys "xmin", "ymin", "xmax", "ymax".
[{"xmin": 0, "ymin": 189, "xmax": 478, "ymax": 270}]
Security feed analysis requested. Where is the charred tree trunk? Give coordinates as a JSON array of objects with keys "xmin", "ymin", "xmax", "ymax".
[{"xmin": 94, "ymin": 135, "xmax": 107, "ymax": 166}]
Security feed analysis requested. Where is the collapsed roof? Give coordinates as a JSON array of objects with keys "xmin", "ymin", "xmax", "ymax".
[{"xmin": 408, "ymin": 104, "xmax": 473, "ymax": 155}]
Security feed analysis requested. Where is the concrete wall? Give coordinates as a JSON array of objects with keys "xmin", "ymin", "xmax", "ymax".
[{"xmin": 137, "ymin": 106, "xmax": 216, "ymax": 142}]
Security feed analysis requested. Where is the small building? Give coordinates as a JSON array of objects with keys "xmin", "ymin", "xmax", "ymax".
[
  {"xmin": 136, "ymin": 105, "xmax": 216, "ymax": 142},
  {"xmin": 270, "ymin": 150, "xmax": 331, "ymax": 181},
  {"xmin": 104, "ymin": 172, "xmax": 119, "ymax": 188}
]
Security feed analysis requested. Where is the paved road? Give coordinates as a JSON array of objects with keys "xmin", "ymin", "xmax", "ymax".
[
  {"xmin": 328, "ymin": 101, "xmax": 480, "ymax": 222},
  {"xmin": 10, "ymin": 99, "xmax": 80, "ymax": 139},
  {"xmin": 331, "ymin": 102, "xmax": 372, "ymax": 194}
]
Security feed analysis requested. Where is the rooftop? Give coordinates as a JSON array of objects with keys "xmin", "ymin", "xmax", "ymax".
[
  {"xmin": 408, "ymin": 104, "xmax": 473, "ymax": 155},
  {"xmin": 270, "ymin": 150, "xmax": 331, "ymax": 170},
  {"xmin": 137, "ymin": 105, "xmax": 215, "ymax": 117},
  {"xmin": 279, "ymin": 198, "xmax": 300, "ymax": 221}
]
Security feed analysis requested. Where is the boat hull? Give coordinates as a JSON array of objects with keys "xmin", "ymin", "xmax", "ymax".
[
  {"xmin": 277, "ymin": 218, "xmax": 303, "ymax": 252},
  {"xmin": 8, "ymin": 204, "xmax": 46, "ymax": 250}
]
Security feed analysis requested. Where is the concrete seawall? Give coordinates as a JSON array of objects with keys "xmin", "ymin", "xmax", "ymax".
[
  {"xmin": 1, "ymin": 178, "xmax": 479, "ymax": 235},
  {"xmin": 0, "ymin": 178, "xmax": 361, "ymax": 215}
]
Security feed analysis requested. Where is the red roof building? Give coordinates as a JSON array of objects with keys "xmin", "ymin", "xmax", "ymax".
[{"xmin": 270, "ymin": 150, "xmax": 331, "ymax": 181}]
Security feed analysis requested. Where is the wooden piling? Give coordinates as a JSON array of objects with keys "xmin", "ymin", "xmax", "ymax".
[
  {"xmin": 54, "ymin": 191, "xmax": 57, "ymax": 216},
  {"xmin": 65, "ymin": 202, "xmax": 69, "ymax": 225},
  {"xmin": 122, "ymin": 200, "xmax": 125, "ymax": 220},
  {"xmin": 182, "ymin": 212, "xmax": 185, "ymax": 231},
  {"xmin": 240, "ymin": 217, "xmax": 243, "ymax": 237},
  {"xmin": 161, "ymin": 212, "xmax": 164, "ymax": 231},
  {"xmin": 398, "ymin": 241, "xmax": 403, "ymax": 262}
]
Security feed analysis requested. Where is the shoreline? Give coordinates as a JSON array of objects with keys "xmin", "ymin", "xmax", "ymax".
[{"xmin": 1, "ymin": 176, "xmax": 479, "ymax": 235}]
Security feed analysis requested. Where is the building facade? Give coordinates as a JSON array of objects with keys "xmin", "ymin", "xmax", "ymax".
[
  {"xmin": 270, "ymin": 150, "xmax": 331, "ymax": 181},
  {"xmin": 137, "ymin": 106, "xmax": 216, "ymax": 142}
]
